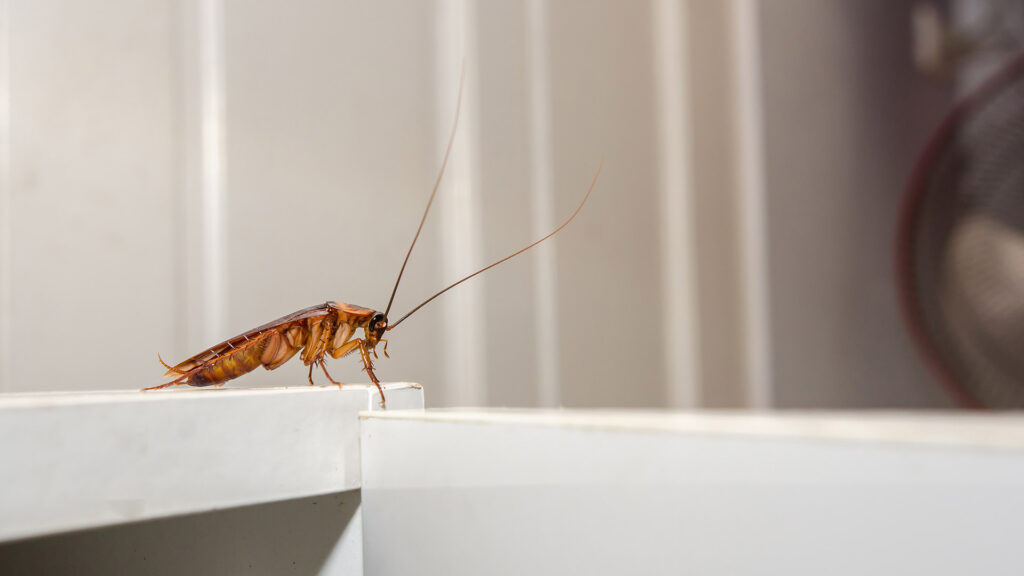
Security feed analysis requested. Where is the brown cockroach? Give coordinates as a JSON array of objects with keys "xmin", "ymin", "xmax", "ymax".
[{"xmin": 145, "ymin": 74, "xmax": 602, "ymax": 408}]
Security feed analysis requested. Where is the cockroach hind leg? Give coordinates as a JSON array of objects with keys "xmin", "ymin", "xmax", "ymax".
[
  {"xmin": 142, "ymin": 374, "xmax": 189, "ymax": 391},
  {"xmin": 319, "ymin": 361, "xmax": 344, "ymax": 388}
]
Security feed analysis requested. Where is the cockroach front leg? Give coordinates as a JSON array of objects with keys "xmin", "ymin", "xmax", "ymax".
[
  {"xmin": 327, "ymin": 338, "xmax": 385, "ymax": 407},
  {"xmin": 358, "ymin": 340, "xmax": 386, "ymax": 408}
]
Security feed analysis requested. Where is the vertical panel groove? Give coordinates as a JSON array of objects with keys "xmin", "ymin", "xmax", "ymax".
[
  {"xmin": 732, "ymin": 0, "xmax": 772, "ymax": 408},
  {"xmin": 526, "ymin": 0, "xmax": 561, "ymax": 407},
  {"xmin": 199, "ymin": 0, "xmax": 227, "ymax": 345},
  {"xmin": 653, "ymin": 0, "xmax": 701, "ymax": 408},
  {"xmin": 437, "ymin": 0, "xmax": 487, "ymax": 406},
  {"xmin": 0, "ymin": 0, "xmax": 11, "ymax": 392}
]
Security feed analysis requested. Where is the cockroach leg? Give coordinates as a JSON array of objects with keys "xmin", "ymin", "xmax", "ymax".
[
  {"xmin": 142, "ymin": 373, "xmax": 189, "ymax": 391},
  {"xmin": 307, "ymin": 362, "xmax": 315, "ymax": 386},
  {"xmin": 357, "ymin": 340, "xmax": 386, "ymax": 408},
  {"xmin": 380, "ymin": 339, "xmax": 390, "ymax": 359},
  {"xmin": 367, "ymin": 369, "xmax": 385, "ymax": 408},
  {"xmin": 319, "ymin": 360, "xmax": 343, "ymax": 388}
]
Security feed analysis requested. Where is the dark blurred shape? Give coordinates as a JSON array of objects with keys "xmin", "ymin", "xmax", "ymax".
[{"xmin": 899, "ymin": 53, "xmax": 1024, "ymax": 407}]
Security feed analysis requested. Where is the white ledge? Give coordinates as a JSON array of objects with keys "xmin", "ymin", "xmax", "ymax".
[
  {"xmin": 0, "ymin": 382, "xmax": 423, "ymax": 543},
  {"xmin": 363, "ymin": 408, "xmax": 1024, "ymax": 449},
  {"xmin": 360, "ymin": 409, "xmax": 1024, "ymax": 575}
]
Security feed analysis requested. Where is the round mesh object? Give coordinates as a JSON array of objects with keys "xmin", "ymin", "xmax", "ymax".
[{"xmin": 898, "ymin": 55, "xmax": 1024, "ymax": 408}]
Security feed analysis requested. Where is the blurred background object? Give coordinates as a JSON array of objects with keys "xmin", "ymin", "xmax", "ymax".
[
  {"xmin": 1, "ymin": 0, "xmax": 1021, "ymax": 409},
  {"xmin": 899, "ymin": 45, "xmax": 1024, "ymax": 407}
]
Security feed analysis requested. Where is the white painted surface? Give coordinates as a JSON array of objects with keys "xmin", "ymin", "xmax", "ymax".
[
  {"xmin": 436, "ymin": 0, "xmax": 487, "ymax": 407},
  {"xmin": 0, "ymin": 0, "xmax": 10, "ymax": 395},
  {"xmin": 217, "ymin": 0, "xmax": 448, "ymax": 398},
  {"xmin": 365, "ymin": 408, "xmax": 1024, "ymax": 448},
  {"xmin": 1, "ymin": 1, "xmax": 964, "ymax": 410},
  {"xmin": 526, "ymin": 0, "xmax": 560, "ymax": 409},
  {"xmin": 653, "ymin": 0, "xmax": 700, "ymax": 408},
  {"xmin": 362, "ymin": 409, "xmax": 1024, "ymax": 575},
  {"xmin": 0, "ymin": 382, "xmax": 423, "ymax": 543},
  {"xmin": 732, "ymin": 0, "xmax": 772, "ymax": 408},
  {"xmin": 197, "ymin": 0, "xmax": 228, "ymax": 347},
  {"xmin": 0, "ymin": 0, "xmax": 685, "ymax": 410},
  {"xmin": 6, "ymin": 0, "xmax": 182, "ymax": 394},
  {"xmin": 546, "ymin": 1, "xmax": 666, "ymax": 408}
]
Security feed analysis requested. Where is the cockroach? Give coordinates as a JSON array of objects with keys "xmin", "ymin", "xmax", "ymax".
[{"xmin": 145, "ymin": 74, "xmax": 602, "ymax": 408}]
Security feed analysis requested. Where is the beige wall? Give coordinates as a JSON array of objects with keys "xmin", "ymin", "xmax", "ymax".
[
  {"xmin": 0, "ymin": 0, "xmax": 679, "ymax": 408},
  {"xmin": 0, "ymin": 0, "xmax": 959, "ymax": 408}
]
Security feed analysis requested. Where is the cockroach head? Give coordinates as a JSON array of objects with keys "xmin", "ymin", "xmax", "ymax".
[{"xmin": 369, "ymin": 313, "xmax": 388, "ymax": 340}]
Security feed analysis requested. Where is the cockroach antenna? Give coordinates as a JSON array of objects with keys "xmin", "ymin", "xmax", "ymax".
[
  {"xmin": 383, "ymin": 64, "xmax": 466, "ymax": 321},
  {"xmin": 388, "ymin": 155, "xmax": 604, "ymax": 330}
]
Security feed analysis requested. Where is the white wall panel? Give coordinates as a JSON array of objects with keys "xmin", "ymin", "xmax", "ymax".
[
  {"xmin": 476, "ymin": 0, "xmax": 541, "ymax": 407},
  {"xmin": 653, "ymin": 0, "xmax": 701, "ymax": 408},
  {"xmin": 688, "ymin": 0, "xmax": 749, "ymax": 407},
  {"xmin": 0, "ymin": 0, "xmax": 12, "ymax": 392},
  {"xmin": 0, "ymin": 1, "xmax": 961, "ymax": 409},
  {"xmin": 6, "ymin": 0, "xmax": 182, "ymax": 392},
  {"xmin": 218, "ymin": 0, "xmax": 450, "ymax": 398},
  {"xmin": 548, "ymin": 0, "xmax": 667, "ymax": 408},
  {"xmin": 0, "ymin": 0, "xmax": 681, "ymax": 405}
]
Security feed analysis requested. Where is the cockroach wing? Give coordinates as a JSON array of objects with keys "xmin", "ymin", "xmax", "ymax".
[
  {"xmin": 164, "ymin": 303, "xmax": 335, "ymax": 377},
  {"xmin": 249, "ymin": 302, "xmax": 339, "ymax": 332}
]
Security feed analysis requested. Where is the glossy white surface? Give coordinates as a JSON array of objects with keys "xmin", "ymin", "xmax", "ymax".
[
  {"xmin": 0, "ymin": 382, "xmax": 423, "ymax": 543},
  {"xmin": 366, "ymin": 407, "xmax": 1024, "ymax": 448},
  {"xmin": 361, "ymin": 409, "xmax": 1024, "ymax": 575}
]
